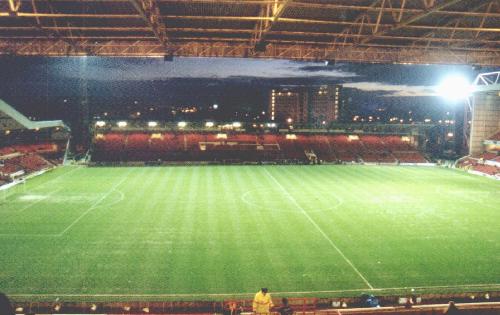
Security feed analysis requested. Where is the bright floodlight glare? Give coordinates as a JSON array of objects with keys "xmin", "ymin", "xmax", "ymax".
[
  {"xmin": 232, "ymin": 122, "xmax": 242, "ymax": 128},
  {"xmin": 178, "ymin": 121, "xmax": 187, "ymax": 128},
  {"xmin": 148, "ymin": 121, "xmax": 158, "ymax": 127},
  {"xmin": 437, "ymin": 75, "xmax": 472, "ymax": 100},
  {"xmin": 205, "ymin": 121, "xmax": 214, "ymax": 127},
  {"xmin": 117, "ymin": 121, "xmax": 127, "ymax": 128},
  {"xmin": 95, "ymin": 121, "xmax": 106, "ymax": 127}
]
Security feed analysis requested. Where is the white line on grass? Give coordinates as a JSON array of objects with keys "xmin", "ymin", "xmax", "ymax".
[
  {"xmin": 263, "ymin": 167, "xmax": 374, "ymax": 290},
  {"xmin": 7, "ymin": 283, "xmax": 500, "ymax": 298},
  {"xmin": 2, "ymin": 187, "xmax": 63, "ymax": 218},
  {"xmin": 58, "ymin": 175, "xmax": 129, "ymax": 236}
]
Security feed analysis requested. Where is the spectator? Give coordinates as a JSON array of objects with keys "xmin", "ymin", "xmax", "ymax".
[
  {"xmin": 443, "ymin": 301, "xmax": 460, "ymax": 315},
  {"xmin": 0, "ymin": 292, "xmax": 14, "ymax": 315},
  {"xmin": 253, "ymin": 288, "xmax": 273, "ymax": 315},
  {"xmin": 277, "ymin": 298, "xmax": 293, "ymax": 315}
]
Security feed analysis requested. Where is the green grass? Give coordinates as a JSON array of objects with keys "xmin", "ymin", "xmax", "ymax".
[{"xmin": 1, "ymin": 165, "xmax": 499, "ymax": 301}]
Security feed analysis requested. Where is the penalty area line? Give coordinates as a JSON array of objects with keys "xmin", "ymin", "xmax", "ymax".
[
  {"xmin": 7, "ymin": 283, "xmax": 500, "ymax": 298},
  {"xmin": 57, "ymin": 175, "xmax": 130, "ymax": 236},
  {"xmin": 263, "ymin": 167, "xmax": 374, "ymax": 290}
]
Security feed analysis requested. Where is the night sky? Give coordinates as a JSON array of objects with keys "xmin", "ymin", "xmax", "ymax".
[{"xmin": 0, "ymin": 56, "xmax": 490, "ymax": 125}]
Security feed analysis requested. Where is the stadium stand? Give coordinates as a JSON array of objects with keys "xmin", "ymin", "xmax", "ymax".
[
  {"xmin": 489, "ymin": 131, "xmax": 500, "ymax": 141},
  {"xmin": 0, "ymin": 100, "xmax": 69, "ymax": 186},
  {"xmin": 90, "ymin": 132, "xmax": 427, "ymax": 165},
  {"xmin": 0, "ymin": 148, "xmax": 55, "ymax": 179}
]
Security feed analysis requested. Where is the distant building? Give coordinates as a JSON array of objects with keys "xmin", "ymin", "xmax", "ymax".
[
  {"xmin": 269, "ymin": 88, "xmax": 308, "ymax": 126},
  {"xmin": 269, "ymin": 85, "xmax": 341, "ymax": 127}
]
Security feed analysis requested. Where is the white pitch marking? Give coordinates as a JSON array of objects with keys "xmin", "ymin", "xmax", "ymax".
[
  {"xmin": 8, "ymin": 187, "xmax": 63, "ymax": 214},
  {"xmin": 7, "ymin": 283, "xmax": 500, "ymax": 298},
  {"xmin": 263, "ymin": 167, "xmax": 374, "ymax": 290},
  {"xmin": 58, "ymin": 175, "xmax": 130, "ymax": 236}
]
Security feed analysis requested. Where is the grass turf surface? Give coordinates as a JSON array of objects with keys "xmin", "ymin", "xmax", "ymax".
[{"xmin": 0, "ymin": 165, "xmax": 499, "ymax": 301}]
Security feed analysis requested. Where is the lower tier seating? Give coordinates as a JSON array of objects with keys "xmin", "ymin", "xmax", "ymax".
[{"xmin": 91, "ymin": 132, "xmax": 427, "ymax": 164}]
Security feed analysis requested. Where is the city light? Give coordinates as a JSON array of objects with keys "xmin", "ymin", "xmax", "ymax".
[
  {"xmin": 213, "ymin": 104, "xmax": 218, "ymax": 109},
  {"xmin": 178, "ymin": 121, "xmax": 187, "ymax": 128},
  {"xmin": 232, "ymin": 122, "xmax": 242, "ymax": 128},
  {"xmin": 286, "ymin": 118, "xmax": 293, "ymax": 124},
  {"xmin": 148, "ymin": 121, "xmax": 158, "ymax": 127},
  {"xmin": 266, "ymin": 122, "xmax": 277, "ymax": 128},
  {"xmin": 205, "ymin": 121, "xmax": 214, "ymax": 127},
  {"xmin": 437, "ymin": 75, "xmax": 473, "ymax": 101},
  {"xmin": 117, "ymin": 121, "xmax": 127, "ymax": 128},
  {"xmin": 95, "ymin": 121, "xmax": 106, "ymax": 127}
]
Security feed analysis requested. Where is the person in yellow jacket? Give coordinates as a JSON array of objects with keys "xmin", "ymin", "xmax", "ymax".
[{"xmin": 253, "ymin": 288, "xmax": 274, "ymax": 315}]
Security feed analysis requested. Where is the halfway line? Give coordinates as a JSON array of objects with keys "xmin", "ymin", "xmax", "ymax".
[{"xmin": 263, "ymin": 167, "xmax": 374, "ymax": 290}]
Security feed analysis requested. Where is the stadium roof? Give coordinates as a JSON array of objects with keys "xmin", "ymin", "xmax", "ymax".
[
  {"xmin": 0, "ymin": 99, "xmax": 68, "ymax": 131},
  {"xmin": 0, "ymin": 0, "xmax": 499, "ymax": 65}
]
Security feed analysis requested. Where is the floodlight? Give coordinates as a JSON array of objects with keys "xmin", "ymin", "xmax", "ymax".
[
  {"xmin": 117, "ymin": 121, "xmax": 127, "ymax": 128},
  {"xmin": 177, "ymin": 121, "xmax": 187, "ymax": 128},
  {"xmin": 437, "ymin": 75, "xmax": 473, "ymax": 100},
  {"xmin": 286, "ymin": 118, "xmax": 293, "ymax": 123},
  {"xmin": 205, "ymin": 121, "xmax": 214, "ymax": 128},
  {"xmin": 148, "ymin": 121, "xmax": 158, "ymax": 127},
  {"xmin": 232, "ymin": 122, "xmax": 242, "ymax": 128},
  {"xmin": 212, "ymin": 104, "xmax": 218, "ymax": 109}
]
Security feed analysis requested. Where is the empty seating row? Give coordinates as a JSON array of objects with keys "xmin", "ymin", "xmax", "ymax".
[
  {"xmin": 0, "ymin": 153, "xmax": 53, "ymax": 180},
  {"xmin": 92, "ymin": 132, "xmax": 426, "ymax": 164}
]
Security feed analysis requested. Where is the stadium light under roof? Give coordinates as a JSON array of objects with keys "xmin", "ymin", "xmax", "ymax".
[
  {"xmin": 178, "ymin": 121, "xmax": 187, "ymax": 128},
  {"xmin": 205, "ymin": 121, "xmax": 214, "ymax": 128},
  {"xmin": 437, "ymin": 75, "xmax": 473, "ymax": 101},
  {"xmin": 148, "ymin": 121, "xmax": 158, "ymax": 127},
  {"xmin": 117, "ymin": 121, "xmax": 127, "ymax": 128},
  {"xmin": 95, "ymin": 121, "xmax": 106, "ymax": 127},
  {"xmin": 232, "ymin": 122, "xmax": 242, "ymax": 128}
]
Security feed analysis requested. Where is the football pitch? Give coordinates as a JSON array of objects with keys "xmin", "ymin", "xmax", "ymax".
[{"xmin": 1, "ymin": 165, "xmax": 499, "ymax": 301}]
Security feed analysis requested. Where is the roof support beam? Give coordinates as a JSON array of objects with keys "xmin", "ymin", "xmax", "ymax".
[
  {"xmin": 128, "ymin": 0, "xmax": 168, "ymax": 50},
  {"xmin": 409, "ymin": 1, "xmax": 499, "ymax": 50},
  {"xmin": 252, "ymin": 0, "xmax": 292, "ymax": 52},
  {"xmin": 7, "ymin": 0, "xmax": 21, "ymax": 13},
  {"xmin": 25, "ymin": 0, "xmax": 92, "ymax": 55},
  {"xmin": 1, "ymin": 39, "xmax": 499, "ymax": 65},
  {"xmin": 359, "ymin": 0, "xmax": 466, "ymax": 45}
]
